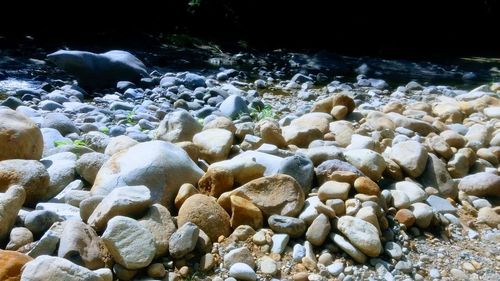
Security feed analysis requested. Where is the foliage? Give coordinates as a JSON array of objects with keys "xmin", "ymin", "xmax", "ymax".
[
  {"xmin": 249, "ymin": 104, "xmax": 279, "ymax": 121},
  {"xmin": 196, "ymin": 117, "xmax": 204, "ymax": 126},
  {"xmin": 99, "ymin": 127, "xmax": 110, "ymax": 135},
  {"xmin": 127, "ymin": 111, "xmax": 137, "ymax": 125},
  {"xmin": 54, "ymin": 139, "xmax": 89, "ymax": 148}
]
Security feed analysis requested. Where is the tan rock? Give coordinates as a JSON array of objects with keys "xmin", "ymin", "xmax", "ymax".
[
  {"xmin": 193, "ymin": 128, "xmax": 233, "ymax": 163},
  {"xmin": 255, "ymin": 119, "xmax": 287, "ymax": 147},
  {"xmin": 0, "ymin": 108, "xmax": 43, "ymax": 161},
  {"xmin": 177, "ymin": 194, "xmax": 231, "ymax": 241},
  {"xmin": 218, "ymin": 174, "xmax": 305, "ymax": 218},
  {"xmin": 139, "ymin": 204, "xmax": 177, "ymax": 258},
  {"xmin": 318, "ymin": 181, "xmax": 351, "ymax": 201},
  {"xmin": 230, "ymin": 195, "xmax": 263, "ymax": 230},
  {"xmin": 331, "ymin": 105, "xmax": 348, "ymax": 120},
  {"xmin": 104, "ymin": 135, "xmax": 138, "ymax": 156},
  {"xmin": 395, "ymin": 209, "xmax": 416, "ymax": 228},
  {"xmin": 203, "ymin": 116, "xmax": 236, "ymax": 134},
  {"xmin": 198, "ymin": 168, "xmax": 234, "ymax": 199},
  {"xmin": 0, "ymin": 160, "xmax": 49, "ymax": 206},
  {"xmin": 440, "ymin": 130, "xmax": 466, "ymax": 148},
  {"xmin": 175, "ymin": 141, "xmax": 199, "ymax": 162},
  {"xmin": 354, "ymin": 177, "xmax": 380, "ymax": 195},
  {"xmin": 0, "ymin": 186, "xmax": 26, "ymax": 242},
  {"xmin": 0, "ymin": 250, "xmax": 33, "ymax": 281},
  {"xmin": 174, "ymin": 183, "xmax": 199, "ymax": 210}
]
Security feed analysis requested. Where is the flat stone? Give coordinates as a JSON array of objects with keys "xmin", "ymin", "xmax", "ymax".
[
  {"xmin": 425, "ymin": 195, "xmax": 457, "ymax": 214},
  {"xmin": 268, "ymin": 215, "xmax": 306, "ymax": 238},
  {"xmin": 224, "ymin": 247, "xmax": 255, "ymax": 269}
]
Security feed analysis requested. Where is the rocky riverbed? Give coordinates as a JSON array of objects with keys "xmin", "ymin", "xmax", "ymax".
[{"xmin": 0, "ymin": 47, "xmax": 499, "ymax": 281}]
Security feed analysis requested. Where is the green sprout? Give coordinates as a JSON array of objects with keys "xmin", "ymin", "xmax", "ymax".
[
  {"xmin": 250, "ymin": 104, "xmax": 279, "ymax": 121},
  {"xmin": 53, "ymin": 140, "xmax": 73, "ymax": 147},
  {"xmin": 127, "ymin": 111, "xmax": 138, "ymax": 125},
  {"xmin": 99, "ymin": 127, "xmax": 110, "ymax": 135},
  {"xmin": 53, "ymin": 139, "xmax": 89, "ymax": 148}
]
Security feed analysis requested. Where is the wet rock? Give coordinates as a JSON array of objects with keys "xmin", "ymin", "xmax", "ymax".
[{"xmin": 46, "ymin": 49, "xmax": 148, "ymax": 89}]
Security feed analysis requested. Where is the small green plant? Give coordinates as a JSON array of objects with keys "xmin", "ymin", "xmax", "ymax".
[
  {"xmin": 73, "ymin": 140, "xmax": 87, "ymax": 147},
  {"xmin": 250, "ymin": 104, "xmax": 279, "ymax": 121},
  {"xmin": 53, "ymin": 139, "xmax": 89, "ymax": 148},
  {"xmin": 53, "ymin": 140, "xmax": 73, "ymax": 147},
  {"xmin": 99, "ymin": 127, "xmax": 110, "ymax": 135},
  {"xmin": 127, "ymin": 111, "xmax": 138, "ymax": 125},
  {"xmin": 196, "ymin": 117, "xmax": 204, "ymax": 126}
]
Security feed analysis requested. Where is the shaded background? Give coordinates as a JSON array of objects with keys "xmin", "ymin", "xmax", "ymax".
[{"xmin": 0, "ymin": 0, "xmax": 499, "ymax": 58}]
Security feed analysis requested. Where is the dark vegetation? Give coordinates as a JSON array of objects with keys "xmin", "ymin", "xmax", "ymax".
[{"xmin": 0, "ymin": 0, "xmax": 499, "ymax": 59}]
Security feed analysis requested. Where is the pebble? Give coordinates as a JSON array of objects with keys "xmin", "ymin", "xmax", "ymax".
[
  {"xmin": 271, "ymin": 234, "xmax": 289, "ymax": 254},
  {"xmin": 229, "ymin": 263, "xmax": 257, "ymax": 281}
]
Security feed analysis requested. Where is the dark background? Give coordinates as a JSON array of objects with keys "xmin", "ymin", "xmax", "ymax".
[{"xmin": 0, "ymin": 0, "xmax": 499, "ymax": 59}]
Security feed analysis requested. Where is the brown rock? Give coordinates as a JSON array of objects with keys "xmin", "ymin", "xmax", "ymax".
[
  {"xmin": 0, "ymin": 108, "xmax": 43, "ymax": 161},
  {"xmin": 230, "ymin": 195, "xmax": 263, "ymax": 230},
  {"xmin": 57, "ymin": 220, "xmax": 112, "ymax": 269},
  {"xmin": 177, "ymin": 194, "xmax": 231, "ymax": 241},
  {"xmin": 394, "ymin": 209, "xmax": 416, "ymax": 228},
  {"xmin": 203, "ymin": 116, "xmax": 236, "ymax": 134},
  {"xmin": 331, "ymin": 105, "xmax": 348, "ymax": 120},
  {"xmin": 139, "ymin": 204, "xmax": 177, "ymax": 258},
  {"xmin": 0, "ymin": 160, "xmax": 49, "ymax": 206},
  {"xmin": 174, "ymin": 183, "xmax": 199, "ymax": 210},
  {"xmin": 217, "ymin": 174, "xmax": 305, "ymax": 218},
  {"xmin": 175, "ymin": 141, "xmax": 199, "ymax": 162},
  {"xmin": 198, "ymin": 168, "xmax": 234, "ymax": 198},
  {"xmin": 256, "ymin": 119, "xmax": 287, "ymax": 148},
  {"xmin": 0, "ymin": 250, "xmax": 33, "ymax": 281},
  {"xmin": 354, "ymin": 177, "xmax": 380, "ymax": 195}
]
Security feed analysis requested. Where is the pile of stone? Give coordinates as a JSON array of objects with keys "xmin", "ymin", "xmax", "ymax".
[{"xmin": 0, "ymin": 50, "xmax": 499, "ymax": 281}]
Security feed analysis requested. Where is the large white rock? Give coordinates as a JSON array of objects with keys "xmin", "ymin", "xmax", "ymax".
[
  {"xmin": 91, "ymin": 141, "xmax": 204, "ymax": 211},
  {"xmin": 337, "ymin": 216, "xmax": 382, "ymax": 257},
  {"xmin": 101, "ymin": 216, "xmax": 155, "ymax": 270}
]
